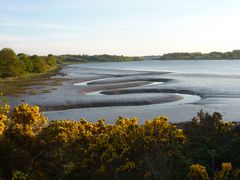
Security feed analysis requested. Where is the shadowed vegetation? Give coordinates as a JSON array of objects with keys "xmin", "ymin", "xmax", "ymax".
[{"xmin": 1, "ymin": 98, "xmax": 240, "ymax": 179}]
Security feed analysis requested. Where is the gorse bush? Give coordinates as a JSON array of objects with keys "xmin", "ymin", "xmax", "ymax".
[
  {"xmin": 189, "ymin": 164, "xmax": 209, "ymax": 180},
  {"xmin": 1, "ymin": 101, "xmax": 240, "ymax": 179}
]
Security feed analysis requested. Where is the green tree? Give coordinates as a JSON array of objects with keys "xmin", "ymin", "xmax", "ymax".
[
  {"xmin": 30, "ymin": 55, "xmax": 46, "ymax": 73},
  {"xmin": 0, "ymin": 48, "xmax": 25, "ymax": 78},
  {"xmin": 17, "ymin": 53, "xmax": 34, "ymax": 73},
  {"xmin": 46, "ymin": 54, "xmax": 57, "ymax": 67}
]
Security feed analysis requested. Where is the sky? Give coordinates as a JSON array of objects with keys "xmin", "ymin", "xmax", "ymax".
[{"xmin": 0, "ymin": 0, "xmax": 240, "ymax": 56}]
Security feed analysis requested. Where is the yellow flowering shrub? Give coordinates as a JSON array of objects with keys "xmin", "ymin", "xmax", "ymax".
[
  {"xmin": 35, "ymin": 115, "xmax": 186, "ymax": 179},
  {"xmin": 143, "ymin": 116, "xmax": 186, "ymax": 147},
  {"xmin": 116, "ymin": 116, "xmax": 138, "ymax": 127},
  {"xmin": 4, "ymin": 101, "xmax": 240, "ymax": 179},
  {"xmin": 40, "ymin": 120, "xmax": 84, "ymax": 143},
  {"xmin": 215, "ymin": 162, "xmax": 232, "ymax": 180},
  {"xmin": 5, "ymin": 103, "xmax": 47, "ymax": 145},
  {"xmin": 189, "ymin": 164, "xmax": 209, "ymax": 180},
  {"xmin": 12, "ymin": 103, "xmax": 47, "ymax": 133},
  {"xmin": 136, "ymin": 116, "xmax": 186, "ymax": 179},
  {"xmin": 0, "ymin": 114, "xmax": 7, "ymax": 135},
  {"xmin": 222, "ymin": 162, "xmax": 232, "ymax": 172},
  {"xmin": 0, "ymin": 94, "xmax": 10, "ymax": 135}
]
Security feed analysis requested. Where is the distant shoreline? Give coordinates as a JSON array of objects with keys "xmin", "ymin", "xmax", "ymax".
[
  {"xmin": 144, "ymin": 58, "xmax": 240, "ymax": 61},
  {"xmin": 145, "ymin": 58, "xmax": 240, "ymax": 61},
  {"xmin": 61, "ymin": 50, "xmax": 240, "ymax": 64},
  {"xmin": 144, "ymin": 50, "xmax": 240, "ymax": 60}
]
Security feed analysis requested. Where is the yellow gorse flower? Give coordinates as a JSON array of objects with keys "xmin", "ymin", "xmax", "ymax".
[
  {"xmin": 189, "ymin": 164, "xmax": 209, "ymax": 180},
  {"xmin": 221, "ymin": 162, "xmax": 232, "ymax": 172},
  {"xmin": 0, "ymin": 114, "xmax": 7, "ymax": 135}
]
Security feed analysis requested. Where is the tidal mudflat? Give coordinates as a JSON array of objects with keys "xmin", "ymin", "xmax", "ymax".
[{"xmin": 5, "ymin": 60, "xmax": 240, "ymax": 123}]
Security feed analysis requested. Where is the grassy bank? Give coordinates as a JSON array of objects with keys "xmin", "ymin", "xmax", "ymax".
[{"xmin": 0, "ymin": 65, "xmax": 63, "ymax": 96}]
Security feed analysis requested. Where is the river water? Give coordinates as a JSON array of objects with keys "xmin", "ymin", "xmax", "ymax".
[{"xmin": 8, "ymin": 60, "xmax": 240, "ymax": 123}]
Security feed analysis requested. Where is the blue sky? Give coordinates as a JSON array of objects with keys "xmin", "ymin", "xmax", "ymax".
[{"xmin": 0, "ymin": 0, "xmax": 240, "ymax": 55}]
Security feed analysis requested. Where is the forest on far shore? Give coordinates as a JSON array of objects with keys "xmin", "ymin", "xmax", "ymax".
[
  {"xmin": 62, "ymin": 54, "xmax": 143, "ymax": 63},
  {"xmin": 147, "ymin": 50, "xmax": 240, "ymax": 60}
]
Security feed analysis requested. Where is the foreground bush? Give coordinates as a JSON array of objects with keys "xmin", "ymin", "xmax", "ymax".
[{"xmin": 1, "ymin": 102, "xmax": 240, "ymax": 179}]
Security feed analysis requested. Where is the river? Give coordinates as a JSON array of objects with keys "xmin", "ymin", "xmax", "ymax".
[{"xmin": 7, "ymin": 60, "xmax": 240, "ymax": 123}]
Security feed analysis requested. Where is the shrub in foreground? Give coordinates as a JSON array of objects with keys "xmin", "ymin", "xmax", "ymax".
[{"xmin": 0, "ymin": 102, "xmax": 240, "ymax": 179}]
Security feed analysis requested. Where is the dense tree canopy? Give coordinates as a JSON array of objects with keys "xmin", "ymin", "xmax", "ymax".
[
  {"xmin": 0, "ymin": 48, "xmax": 58, "ymax": 78},
  {"xmin": 30, "ymin": 55, "xmax": 46, "ymax": 73},
  {"xmin": 0, "ymin": 48, "xmax": 25, "ymax": 78},
  {"xmin": 17, "ymin": 53, "xmax": 34, "ymax": 73},
  {"xmin": 46, "ymin": 54, "xmax": 57, "ymax": 67}
]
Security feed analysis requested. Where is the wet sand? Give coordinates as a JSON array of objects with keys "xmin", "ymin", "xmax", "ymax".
[{"xmin": 7, "ymin": 68, "xmax": 187, "ymax": 110}]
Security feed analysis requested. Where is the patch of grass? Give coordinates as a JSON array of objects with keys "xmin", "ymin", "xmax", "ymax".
[{"xmin": 0, "ymin": 66, "xmax": 63, "ymax": 96}]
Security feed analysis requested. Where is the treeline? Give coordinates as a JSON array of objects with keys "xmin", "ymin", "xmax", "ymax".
[
  {"xmin": 0, "ymin": 48, "xmax": 61, "ymax": 78},
  {"xmin": 1, "ymin": 100, "xmax": 240, "ymax": 179},
  {"xmin": 62, "ymin": 54, "xmax": 143, "ymax": 63},
  {"xmin": 148, "ymin": 50, "xmax": 240, "ymax": 60}
]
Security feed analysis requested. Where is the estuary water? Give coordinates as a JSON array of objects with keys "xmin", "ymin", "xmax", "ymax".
[
  {"xmin": 75, "ymin": 59, "xmax": 240, "ymax": 75},
  {"xmin": 8, "ymin": 60, "xmax": 240, "ymax": 123}
]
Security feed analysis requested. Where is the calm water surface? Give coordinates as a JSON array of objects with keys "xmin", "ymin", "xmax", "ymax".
[
  {"xmin": 9, "ymin": 60, "xmax": 240, "ymax": 123},
  {"xmin": 76, "ymin": 60, "xmax": 240, "ymax": 75}
]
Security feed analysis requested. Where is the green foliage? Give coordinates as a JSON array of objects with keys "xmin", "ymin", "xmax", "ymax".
[
  {"xmin": 0, "ymin": 93, "xmax": 10, "ymax": 116},
  {"xmin": 1, "ymin": 102, "xmax": 240, "ymax": 179},
  {"xmin": 17, "ymin": 53, "xmax": 34, "ymax": 72},
  {"xmin": 63, "ymin": 54, "xmax": 143, "ymax": 63},
  {"xmin": 46, "ymin": 54, "xmax": 57, "ymax": 66},
  {"xmin": 30, "ymin": 55, "xmax": 46, "ymax": 73},
  {"xmin": 0, "ymin": 48, "xmax": 59, "ymax": 78},
  {"xmin": 12, "ymin": 170, "xmax": 28, "ymax": 180},
  {"xmin": 36, "ymin": 116, "xmax": 186, "ymax": 179},
  {"xmin": 0, "ymin": 103, "xmax": 186, "ymax": 179},
  {"xmin": 0, "ymin": 48, "xmax": 25, "ymax": 77},
  {"xmin": 158, "ymin": 50, "xmax": 240, "ymax": 60}
]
